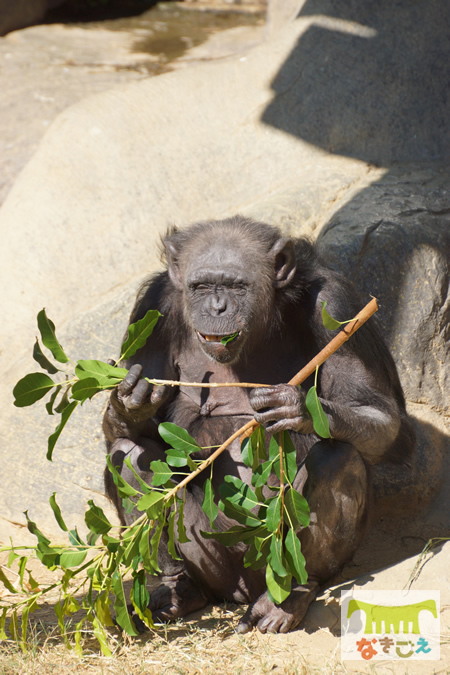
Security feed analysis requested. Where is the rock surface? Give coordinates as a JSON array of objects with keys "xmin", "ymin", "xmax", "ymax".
[
  {"xmin": 318, "ymin": 165, "xmax": 449, "ymax": 412},
  {"xmin": 0, "ymin": 0, "xmax": 61, "ymax": 36}
]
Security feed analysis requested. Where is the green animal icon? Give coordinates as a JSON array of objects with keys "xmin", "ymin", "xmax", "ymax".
[{"xmin": 347, "ymin": 598, "xmax": 437, "ymax": 634}]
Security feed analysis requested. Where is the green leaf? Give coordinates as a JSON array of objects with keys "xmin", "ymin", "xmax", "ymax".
[
  {"xmin": 284, "ymin": 488, "xmax": 310, "ymax": 530},
  {"xmin": 165, "ymin": 449, "xmax": 197, "ymax": 471},
  {"xmin": 0, "ymin": 607, "xmax": 7, "ymax": 640},
  {"xmin": 47, "ymin": 401, "xmax": 78, "ymax": 460},
  {"xmin": 136, "ymin": 491, "xmax": 165, "ymax": 518},
  {"xmin": 252, "ymin": 459, "xmax": 274, "ymax": 488},
  {"xmin": 253, "ymin": 425, "xmax": 267, "ymax": 462},
  {"xmin": 74, "ymin": 618, "xmax": 85, "ymax": 656},
  {"xmin": 132, "ymin": 569, "xmax": 150, "ymax": 616},
  {"xmin": 243, "ymin": 534, "xmax": 270, "ymax": 569},
  {"xmin": 120, "ymin": 309, "xmax": 161, "ymax": 361},
  {"xmin": 265, "ymin": 495, "xmax": 282, "ymax": 533},
  {"xmin": 243, "ymin": 426, "xmax": 268, "ymax": 471},
  {"xmin": 122, "ymin": 497, "xmax": 136, "ymax": 514},
  {"xmin": 149, "ymin": 520, "xmax": 164, "ymax": 574},
  {"xmin": 13, "ymin": 372, "xmax": 55, "ymax": 407},
  {"xmin": 266, "ymin": 563, "xmax": 292, "ymax": 604},
  {"xmin": 95, "ymin": 591, "xmax": 114, "ymax": 628},
  {"xmin": 201, "ymin": 478, "xmax": 218, "ymax": 526},
  {"xmin": 167, "ymin": 510, "xmax": 182, "ymax": 561},
  {"xmin": 92, "ymin": 616, "xmax": 113, "ymax": 657},
  {"xmin": 220, "ymin": 332, "xmax": 239, "ymax": 345},
  {"xmin": 75, "ymin": 360, "xmax": 127, "ymax": 383},
  {"xmin": 49, "ymin": 493, "xmax": 68, "ymax": 531},
  {"xmin": 269, "ymin": 535, "xmax": 289, "ymax": 578},
  {"xmin": 20, "ymin": 606, "xmax": 29, "ymax": 652},
  {"xmin": 282, "ymin": 431, "xmax": 298, "ymax": 484},
  {"xmin": 33, "ymin": 338, "xmax": 60, "ymax": 374},
  {"xmin": 85, "ymin": 500, "xmax": 112, "ymax": 535},
  {"xmin": 201, "ymin": 524, "xmax": 265, "ymax": 547},
  {"xmin": 122, "ymin": 457, "xmax": 152, "ymax": 494},
  {"xmin": 219, "ymin": 475, "xmax": 259, "ymax": 511},
  {"xmin": 106, "ymin": 454, "xmax": 139, "ymax": 498},
  {"xmin": 320, "ymin": 301, "xmax": 344, "ymax": 330},
  {"xmin": 37, "ymin": 309, "xmax": 68, "ymax": 364},
  {"xmin": 24, "ymin": 511, "xmax": 50, "ymax": 546},
  {"xmin": 16, "ymin": 557, "xmax": 28, "ymax": 592},
  {"xmin": 9, "ymin": 611, "xmax": 19, "ymax": 642},
  {"xmin": 138, "ymin": 522, "xmax": 154, "ymax": 572},
  {"xmin": 240, "ymin": 437, "xmax": 253, "ymax": 468},
  {"xmin": 158, "ymin": 422, "xmax": 202, "ymax": 454},
  {"xmin": 177, "ymin": 495, "xmax": 190, "ymax": 544},
  {"xmin": 112, "ymin": 571, "xmax": 139, "ymax": 636},
  {"xmin": 0, "ymin": 567, "xmax": 17, "ymax": 594},
  {"xmin": 102, "ymin": 534, "xmax": 121, "ymax": 554},
  {"xmin": 71, "ymin": 377, "xmax": 113, "ymax": 401},
  {"xmin": 131, "ymin": 570, "xmax": 153, "ymax": 628},
  {"xmin": 7, "ymin": 550, "xmax": 19, "ymax": 567},
  {"xmin": 27, "ymin": 571, "xmax": 39, "ymax": 591},
  {"xmin": 122, "ymin": 528, "xmax": 141, "ymax": 567},
  {"xmin": 284, "ymin": 529, "xmax": 308, "ymax": 585},
  {"xmin": 60, "ymin": 549, "xmax": 88, "ymax": 568},
  {"xmin": 149, "ymin": 460, "xmax": 174, "ymax": 487},
  {"xmin": 218, "ymin": 499, "xmax": 261, "ymax": 527},
  {"xmin": 305, "ymin": 385, "xmax": 332, "ymax": 439},
  {"xmin": 45, "ymin": 384, "xmax": 62, "ymax": 415},
  {"xmin": 269, "ymin": 435, "xmax": 280, "ymax": 462},
  {"xmin": 68, "ymin": 528, "xmax": 86, "ymax": 548},
  {"xmin": 54, "ymin": 386, "xmax": 71, "ymax": 413}
]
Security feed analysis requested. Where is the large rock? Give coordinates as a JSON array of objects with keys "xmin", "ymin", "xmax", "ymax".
[
  {"xmin": 0, "ymin": 0, "xmax": 64, "ymax": 35},
  {"xmin": 0, "ymin": 0, "xmax": 448, "ymax": 543},
  {"xmin": 317, "ymin": 166, "xmax": 449, "ymax": 411}
]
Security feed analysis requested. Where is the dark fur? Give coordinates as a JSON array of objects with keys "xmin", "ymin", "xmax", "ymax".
[{"xmin": 103, "ymin": 216, "xmax": 415, "ymax": 634}]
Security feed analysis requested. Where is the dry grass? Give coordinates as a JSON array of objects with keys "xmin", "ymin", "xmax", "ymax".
[
  {"xmin": 0, "ymin": 603, "xmax": 325, "ymax": 675},
  {"xmin": 0, "ymin": 552, "xmax": 324, "ymax": 675}
]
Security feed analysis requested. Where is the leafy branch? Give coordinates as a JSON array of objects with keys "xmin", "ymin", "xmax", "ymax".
[{"xmin": 3, "ymin": 297, "xmax": 378, "ymax": 652}]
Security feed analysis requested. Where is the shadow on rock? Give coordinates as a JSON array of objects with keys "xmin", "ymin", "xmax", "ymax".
[{"xmin": 262, "ymin": 0, "xmax": 450, "ymax": 165}]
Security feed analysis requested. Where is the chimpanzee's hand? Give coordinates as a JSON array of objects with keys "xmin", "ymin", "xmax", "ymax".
[
  {"xmin": 249, "ymin": 384, "xmax": 314, "ymax": 435},
  {"xmin": 109, "ymin": 364, "xmax": 170, "ymax": 424}
]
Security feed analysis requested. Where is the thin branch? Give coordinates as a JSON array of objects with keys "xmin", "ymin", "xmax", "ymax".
[
  {"xmin": 163, "ymin": 297, "xmax": 378, "ymax": 502},
  {"xmin": 145, "ymin": 378, "xmax": 270, "ymax": 389}
]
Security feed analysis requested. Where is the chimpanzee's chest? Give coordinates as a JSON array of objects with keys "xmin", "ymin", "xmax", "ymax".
[{"xmin": 173, "ymin": 348, "xmax": 255, "ymax": 420}]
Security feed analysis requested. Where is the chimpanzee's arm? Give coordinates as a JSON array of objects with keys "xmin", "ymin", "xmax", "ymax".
[{"xmin": 249, "ymin": 356, "xmax": 402, "ymax": 465}]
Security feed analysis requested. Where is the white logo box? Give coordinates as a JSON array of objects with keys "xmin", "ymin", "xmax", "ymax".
[{"xmin": 340, "ymin": 589, "xmax": 440, "ymax": 662}]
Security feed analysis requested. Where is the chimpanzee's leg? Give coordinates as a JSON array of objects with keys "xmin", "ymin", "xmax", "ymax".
[
  {"xmin": 106, "ymin": 438, "xmax": 209, "ymax": 622},
  {"xmin": 237, "ymin": 440, "xmax": 370, "ymax": 634}
]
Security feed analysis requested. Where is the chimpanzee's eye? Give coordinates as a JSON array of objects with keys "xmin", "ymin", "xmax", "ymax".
[{"xmin": 190, "ymin": 283, "xmax": 209, "ymax": 292}]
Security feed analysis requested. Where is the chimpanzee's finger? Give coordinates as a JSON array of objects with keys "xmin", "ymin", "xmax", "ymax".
[
  {"xmin": 118, "ymin": 364, "xmax": 143, "ymax": 395},
  {"xmin": 151, "ymin": 385, "xmax": 170, "ymax": 408},
  {"xmin": 128, "ymin": 377, "xmax": 152, "ymax": 409}
]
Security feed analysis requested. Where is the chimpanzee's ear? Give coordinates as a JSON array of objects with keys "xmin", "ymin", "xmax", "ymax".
[
  {"xmin": 165, "ymin": 240, "xmax": 184, "ymax": 290},
  {"xmin": 270, "ymin": 238, "xmax": 297, "ymax": 288}
]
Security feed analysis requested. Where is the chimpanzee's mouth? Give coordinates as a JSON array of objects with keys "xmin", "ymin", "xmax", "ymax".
[{"xmin": 197, "ymin": 331, "xmax": 241, "ymax": 345}]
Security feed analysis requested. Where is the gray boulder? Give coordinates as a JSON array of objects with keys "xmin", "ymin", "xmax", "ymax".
[
  {"xmin": 317, "ymin": 166, "xmax": 449, "ymax": 412},
  {"xmin": 0, "ymin": 0, "xmax": 64, "ymax": 35}
]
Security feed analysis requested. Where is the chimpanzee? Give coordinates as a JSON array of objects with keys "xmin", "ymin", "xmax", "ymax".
[{"xmin": 103, "ymin": 216, "xmax": 415, "ymax": 634}]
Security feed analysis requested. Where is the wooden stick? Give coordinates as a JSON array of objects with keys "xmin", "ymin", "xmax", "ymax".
[
  {"xmin": 146, "ymin": 378, "xmax": 270, "ymax": 389},
  {"xmin": 163, "ymin": 297, "xmax": 378, "ymax": 502}
]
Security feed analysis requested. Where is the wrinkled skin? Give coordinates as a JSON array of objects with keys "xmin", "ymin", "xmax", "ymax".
[{"xmin": 103, "ymin": 216, "xmax": 415, "ymax": 634}]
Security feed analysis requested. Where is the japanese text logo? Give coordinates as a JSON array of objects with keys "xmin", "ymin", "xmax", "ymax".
[{"xmin": 341, "ymin": 590, "xmax": 440, "ymax": 661}]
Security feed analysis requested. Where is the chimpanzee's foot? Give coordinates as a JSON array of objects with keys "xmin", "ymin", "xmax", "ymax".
[
  {"xmin": 148, "ymin": 572, "xmax": 209, "ymax": 623},
  {"xmin": 236, "ymin": 582, "xmax": 318, "ymax": 634}
]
